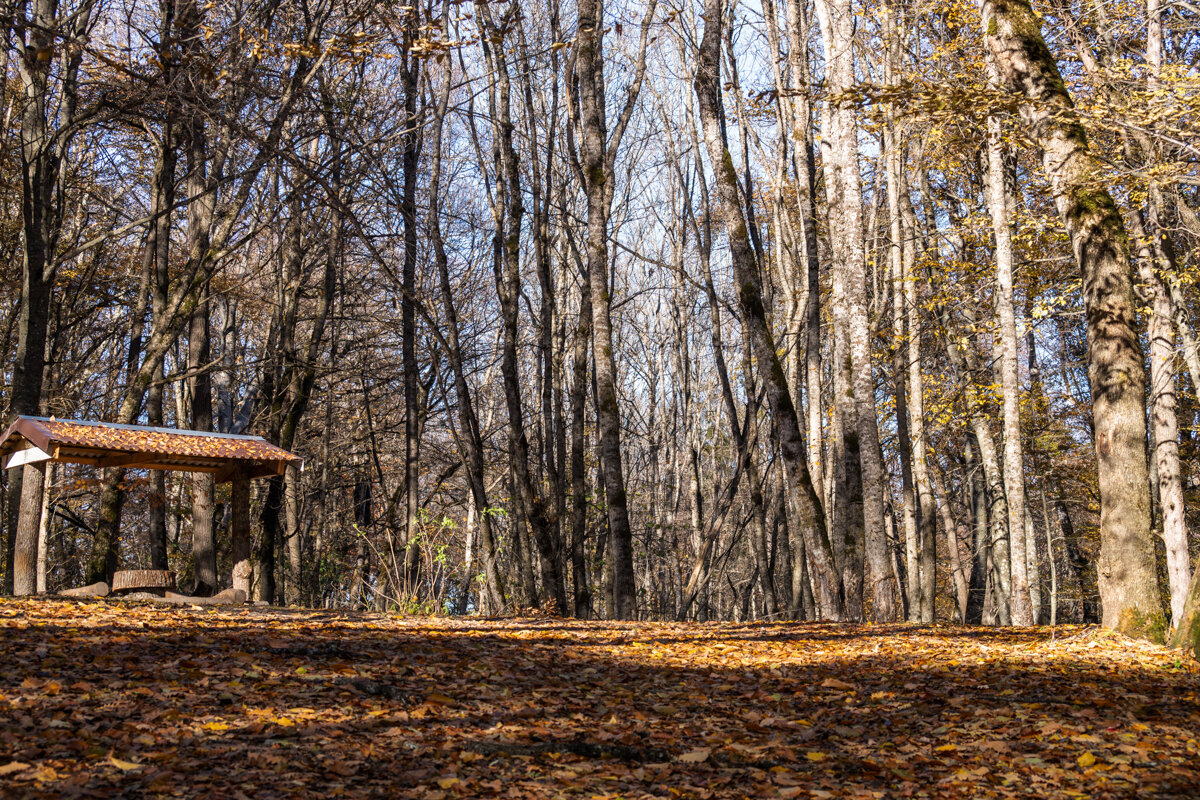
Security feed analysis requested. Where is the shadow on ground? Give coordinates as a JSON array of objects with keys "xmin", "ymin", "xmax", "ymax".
[{"xmin": 0, "ymin": 599, "xmax": 1197, "ymax": 799}]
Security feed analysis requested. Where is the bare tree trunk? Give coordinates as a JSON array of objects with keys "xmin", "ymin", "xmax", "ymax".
[
  {"xmin": 569, "ymin": 273, "xmax": 593, "ymax": 618},
  {"xmin": 12, "ymin": 464, "xmax": 44, "ymax": 596},
  {"xmin": 429, "ymin": 3, "xmax": 505, "ymax": 612},
  {"xmin": 937, "ymin": 294, "xmax": 1012, "ymax": 624},
  {"xmin": 399, "ymin": 10, "xmax": 423, "ymax": 602},
  {"xmin": 1169, "ymin": 564, "xmax": 1200, "ymax": 658},
  {"xmin": 189, "ymin": 284, "xmax": 217, "ymax": 595},
  {"xmin": 5, "ymin": 0, "xmax": 95, "ymax": 592},
  {"xmin": 35, "ymin": 461, "xmax": 52, "ymax": 593},
  {"xmin": 476, "ymin": 0, "xmax": 552, "ymax": 611},
  {"xmin": 571, "ymin": 0, "xmax": 658, "ymax": 619},
  {"xmin": 932, "ymin": 467, "xmax": 969, "ymax": 622},
  {"xmin": 882, "ymin": 62, "xmax": 920, "ymax": 619},
  {"xmin": 813, "ymin": 0, "xmax": 897, "ymax": 622},
  {"xmin": 966, "ymin": 440, "xmax": 990, "ymax": 624},
  {"xmin": 983, "ymin": 85, "xmax": 1034, "ymax": 625},
  {"xmin": 518, "ymin": 9, "xmax": 568, "ymax": 613},
  {"xmin": 694, "ymin": 0, "xmax": 842, "ymax": 621}
]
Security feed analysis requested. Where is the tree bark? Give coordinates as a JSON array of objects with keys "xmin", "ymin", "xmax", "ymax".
[
  {"xmin": 572, "ymin": 0, "xmax": 657, "ymax": 619},
  {"xmin": 429, "ymin": 4, "xmax": 505, "ymax": 613},
  {"xmin": 12, "ymin": 464, "xmax": 45, "ymax": 596}
]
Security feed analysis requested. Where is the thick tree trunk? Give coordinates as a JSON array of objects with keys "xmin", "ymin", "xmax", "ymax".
[
  {"xmin": 5, "ymin": 0, "xmax": 95, "ymax": 592},
  {"xmin": 981, "ymin": 0, "xmax": 1165, "ymax": 641},
  {"xmin": 13, "ymin": 464, "xmax": 44, "ymax": 596},
  {"xmin": 231, "ymin": 473, "xmax": 252, "ymax": 598}
]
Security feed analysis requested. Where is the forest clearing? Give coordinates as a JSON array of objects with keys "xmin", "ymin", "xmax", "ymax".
[
  {"xmin": 4, "ymin": 0, "xmax": 1200, "ymax": 768},
  {"xmin": 1, "ymin": 599, "xmax": 1198, "ymax": 798}
]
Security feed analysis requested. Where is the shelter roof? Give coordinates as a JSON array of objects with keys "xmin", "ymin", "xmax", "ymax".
[{"xmin": 0, "ymin": 416, "xmax": 299, "ymax": 481}]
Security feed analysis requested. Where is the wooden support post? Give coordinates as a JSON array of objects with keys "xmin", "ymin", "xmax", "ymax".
[
  {"xmin": 231, "ymin": 470, "xmax": 252, "ymax": 598},
  {"xmin": 13, "ymin": 463, "xmax": 45, "ymax": 596}
]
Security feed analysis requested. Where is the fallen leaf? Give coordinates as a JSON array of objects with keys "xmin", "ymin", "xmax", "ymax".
[
  {"xmin": 107, "ymin": 755, "xmax": 142, "ymax": 771},
  {"xmin": 678, "ymin": 748, "xmax": 711, "ymax": 763}
]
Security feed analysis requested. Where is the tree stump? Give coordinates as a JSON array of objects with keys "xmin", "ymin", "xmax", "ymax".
[{"xmin": 111, "ymin": 570, "xmax": 175, "ymax": 596}]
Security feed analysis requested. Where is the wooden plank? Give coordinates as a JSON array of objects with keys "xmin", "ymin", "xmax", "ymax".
[
  {"xmin": 5, "ymin": 446, "xmax": 52, "ymax": 470},
  {"xmin": 98, "ymin": 452, "xmax": 158, "ymax": 469}
]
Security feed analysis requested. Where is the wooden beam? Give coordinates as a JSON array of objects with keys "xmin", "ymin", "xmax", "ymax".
[
  {"xmin": 231, "ymin": 470, "xmax": 252, "ymax": 598},
  {"xmin": 97, "ymin": 452, "xmax": 157, "ymax": 469}
]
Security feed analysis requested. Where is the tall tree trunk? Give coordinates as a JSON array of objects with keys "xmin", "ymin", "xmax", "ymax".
[
  {"xmin": 965, "ymin": 440, "xmax": 991, "ymax": 624},
  {"xmin": 399, "ymin": 9, "xmax": 423, "ymax": 602},
  {"xmin": 980, "ymin": 0, "xmax": 1165, "ymax": 641},
  {"xmin": 883, "ymin": 68, "xmax": 920, "ymax": 619},
  {"xmin": 429, "ymin": 4, "xmax": 505, "ymax": 613},
  {"xmin": 572, "ymin": 0, "xmax": 657, "ymax": 619},
  {"xmin": 569, "ymin": 275, "xmax": 593, "ymax": 618},
  {"xmin": 813, "ymin": 0, "xmax": 897, "ymax": 622},
  {"xmin": 6, "ymin": 0, "xmax": 95, "ymax": 593},
  {"xmin": 476, "ymin": 0, "xmax": 552, "ymax": 611},
  {"xmin": 518, "ymin": 9, "xmax": 568, "ymax": 613},
  {"xmin": 983, "ymin": 87, "xmax": 1034, "ymax": 625},
  {"xmin": 1131, "ymin": 0, "xmax": 1189, "ymax": 626},
  {"xmin": 188, "ymin": 286, "xmax": 219, "ymax": 595},
  {"xmin": 694, "ymin": 0, "xmax": 842, "ymax": 621}
]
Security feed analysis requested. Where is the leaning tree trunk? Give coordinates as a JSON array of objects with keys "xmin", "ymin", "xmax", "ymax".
[
  {"xmin": 980, "ymin": 0, "xmax": 1164, "ymax": 640},
  {"xmin": 694, "ymin": 0, "xmax": 843, "ymax": 621}
]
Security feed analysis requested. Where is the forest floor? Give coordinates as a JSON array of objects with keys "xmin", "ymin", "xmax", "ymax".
[{"xmin": 0, "ymin": 600, "xmax": 1197, "ymax": 799}]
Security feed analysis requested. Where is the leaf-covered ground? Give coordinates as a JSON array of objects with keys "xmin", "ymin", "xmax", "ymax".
[{"xmin": 1, "ymin": 600, "xmax": 1198, "ymax": 799}]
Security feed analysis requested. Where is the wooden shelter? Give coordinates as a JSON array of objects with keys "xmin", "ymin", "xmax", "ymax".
[{"xmin": 0, "ymin": 416, "xmax": 301, "ymax": 597}]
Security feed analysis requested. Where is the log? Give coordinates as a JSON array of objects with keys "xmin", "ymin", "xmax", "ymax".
[
  {"xmin": 153, "ymin": 588, "xmax": 248, "ymax": 606},
  {"xmin": 59, "ymin": 581, "xmax": 110, "ymax": 598},
  {"xmin": 111, "ymin": 570, "xmax": 175, "ymax": 595}
]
